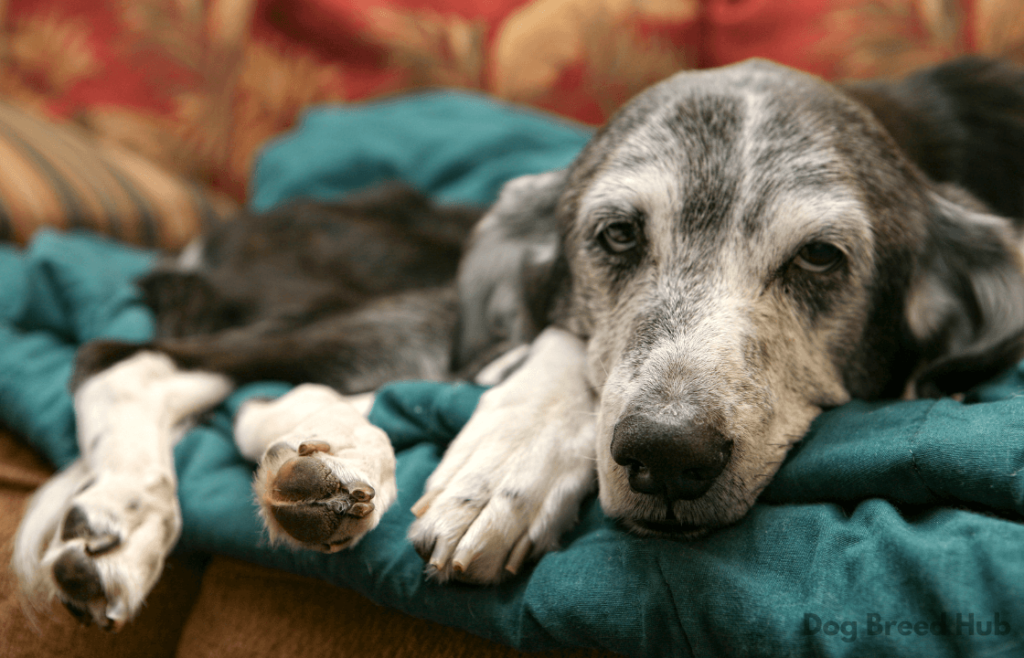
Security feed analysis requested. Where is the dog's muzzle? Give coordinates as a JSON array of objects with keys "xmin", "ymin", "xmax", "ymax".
[{"xmin": 610, "ymin": 413, "xmax": 733, "ymax": 501}]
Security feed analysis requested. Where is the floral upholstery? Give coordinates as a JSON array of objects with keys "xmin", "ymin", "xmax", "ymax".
[{"xmin": 0, "ymin": 0, "xmax": 1021, "ymax": 234}]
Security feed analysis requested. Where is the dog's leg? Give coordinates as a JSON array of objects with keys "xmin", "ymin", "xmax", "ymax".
[
  {"xmin": 12, "ymin": 349, "xmax": 232, "ymax": 630},
  {"xmin": 408, "ymin": 327, "xmax": 597, "ymax": 584},
  {"xmin": 234, "ymin": 385, "xmax": 396, "ymax": 552}
]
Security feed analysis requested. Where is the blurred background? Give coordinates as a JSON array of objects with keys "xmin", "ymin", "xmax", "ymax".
[{"xmin": 2, "ymin": 0, "xmax": 1021, "ymax": 208}]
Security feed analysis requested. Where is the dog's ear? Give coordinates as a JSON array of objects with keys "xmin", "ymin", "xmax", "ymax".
[
  {"xmin": 906, "ymin": 191, "xmax": 1024, "ymax": 397},
  {"xmin": 451, "ymin": 170, "xmax": 568, "ymax": 376}
]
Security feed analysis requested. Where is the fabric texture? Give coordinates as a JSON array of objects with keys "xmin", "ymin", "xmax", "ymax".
[
  {"xmin": 0, "ymin": 100, "xmax": 236, "ymax": 248},
  {"xmin": 3, "ymin": 93, "xmax": 1024, "ymax": 656}
]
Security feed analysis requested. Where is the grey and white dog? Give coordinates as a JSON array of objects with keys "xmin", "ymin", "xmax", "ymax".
[
  {"xmin": 13, "ymin": 57, "xmax": 1024, "ymax": 628},
  {"xmin": 410, "ymin": 55, "xmax": 1024, "ymax": 580}
]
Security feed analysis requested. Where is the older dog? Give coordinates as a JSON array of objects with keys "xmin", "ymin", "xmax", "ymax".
[
  {"xmin": 14, "ymin": 57, "xmax": 1024, "ymax": 626},
  {"xmin": 409, "ymin": 56, "xmax": 1024, "ymax": 581}
]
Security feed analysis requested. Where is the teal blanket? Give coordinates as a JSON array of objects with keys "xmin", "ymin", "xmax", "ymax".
[{"xmin": 3, "ymin": 93, "xmax": 1024, "ymax": 657}]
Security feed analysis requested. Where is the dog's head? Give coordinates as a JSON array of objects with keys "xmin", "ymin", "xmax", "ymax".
[{"xmin": 457, "ymin": 59, "xmax": 1024, "ymax": 535}]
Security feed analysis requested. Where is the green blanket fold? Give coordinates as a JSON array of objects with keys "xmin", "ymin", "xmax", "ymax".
[{"xmin": 3, "ymin": 92, "xmax": 1024, "ymax": 657}]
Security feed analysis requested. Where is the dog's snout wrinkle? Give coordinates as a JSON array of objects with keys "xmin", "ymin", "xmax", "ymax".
[{"xmin": 610, "ymin": 413, "xmax": 733, "ymax": 501}]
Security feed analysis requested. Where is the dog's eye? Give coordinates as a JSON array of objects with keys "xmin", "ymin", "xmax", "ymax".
[
  {"xmin": 793, "ymin": 242, "xmax": 843, "ymax": 273},
  {"xmin": 599, "ymin": 222, "xmax": 639, "ymax": 254}
]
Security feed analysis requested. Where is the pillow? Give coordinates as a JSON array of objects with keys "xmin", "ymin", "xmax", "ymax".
[{"xmin": 0, "ymin": 101, "xmax": 236, "ymax": 250}]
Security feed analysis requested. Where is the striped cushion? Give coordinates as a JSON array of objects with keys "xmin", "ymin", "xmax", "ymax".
[{"xmin": 0, "ymin": 102, "xmax": 236, "ymax": 251}]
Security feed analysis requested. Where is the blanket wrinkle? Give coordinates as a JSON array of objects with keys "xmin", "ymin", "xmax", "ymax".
[
  {"xmin": 906, "ymin": 400, "xmax": 949, "ymax": 503},
  {"xmin": 653, "ymin": 557, "xmax": 693, "ymax": 658}
]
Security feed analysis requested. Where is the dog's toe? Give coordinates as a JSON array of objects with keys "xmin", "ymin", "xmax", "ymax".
[
  {"xmin": 348, "ymin": 501, "xmax": 375, "ymax": 518},
  {"xmin": 61, "ymin": 506, "xmax": 121, "ymax": 556},
  {"xmin": 349, "ymin": 484, "xmax": 374, "ymax": 502},
  {"xmin": 297, "ymin": 440, "xmax": 331, "ymax": 456}
]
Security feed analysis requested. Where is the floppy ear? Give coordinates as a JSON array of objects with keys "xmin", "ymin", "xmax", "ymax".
[
  {"xmin": 906, "ymin": 191, "xmax": 1024, "ymax": 397},
  {"xmin": 451, "ymin": 170, "xmax": 568, "ymax": 376}
]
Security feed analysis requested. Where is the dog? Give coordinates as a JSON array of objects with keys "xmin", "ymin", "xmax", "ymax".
[
  {"xmin": 407, "ymin": 55, "xmax": 1024, "ymax": 580},
  {"xmin": 13, "ymin": 56, "xmax": 1024, "ymax": 629}
]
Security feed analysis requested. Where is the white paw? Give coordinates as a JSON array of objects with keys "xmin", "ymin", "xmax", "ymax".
[
  {"xmin": 239, "ymin": 385, "xmax": 397, "ymax": 552},
  {"xmin": 49, "ymin": 472, "xmax": 180, "ymax": 629},
  {"xmin": 13, "ymin": 350, "xmax": 232, "ymax": 630},
  {"xmin": 407, "ymin": 329, "xmax": 597, "ymax": 584},
  {"xmin": 12, "ymin": 458, "xmax": 183, "ymax": 630}
]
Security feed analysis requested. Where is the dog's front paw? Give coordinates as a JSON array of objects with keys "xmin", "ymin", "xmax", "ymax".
[
  {"xmin": 407, "ymin": 382, "xmax": 597, "ymax": 584},
  {"xmin": 241, "ymin": 386, "xmax": 397, "ymax": 552}
]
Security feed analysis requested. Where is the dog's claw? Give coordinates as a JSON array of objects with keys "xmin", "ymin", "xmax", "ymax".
[
  {"xmin": 298, "ymin": 440, "xmax": 331, "ymax": 456},
  {"xmin": 410, "ymin": 493, "xmax": 434, "ymax": 518},
  {"xmin": 505, "ymin": 535, "xmax": 533, "ymax": 576},
  {"xmin": 348, "ymin": 501, "xmax": 375, "ymax": 518},
  {"xmin": 60, "ymin": 505, "xmax": 122, "ymax": 556}
]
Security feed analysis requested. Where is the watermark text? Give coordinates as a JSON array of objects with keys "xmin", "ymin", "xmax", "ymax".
[{"xmin": 802, "ymin": 613, "xmax": 1011, "ymax": 642}]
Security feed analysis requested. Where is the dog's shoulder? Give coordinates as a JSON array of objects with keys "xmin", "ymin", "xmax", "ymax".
[{"xmin": 451, "ymin": 171, "xmax": 569, "ymax": 375}]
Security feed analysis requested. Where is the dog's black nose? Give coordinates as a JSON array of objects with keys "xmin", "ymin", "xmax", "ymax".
[{"xmin": 610, "ymin": 414, "xmax": 733, "ymax": 501}]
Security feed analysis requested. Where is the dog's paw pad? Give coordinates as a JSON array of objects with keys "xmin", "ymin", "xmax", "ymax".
[
  {"xmin": 52, "ymin": 547, "xmax": 117, "ymax": 630},
  {"xmin": 267, "ymin": 502, "xmax": 340, "ymax": 545},
  {"xmin": 258, "ymin": 448, "xmax": 386, "ymax": 552},
  {"xmin": 273, "ymin": 456, "xmax": 339, "ymax": 502}
]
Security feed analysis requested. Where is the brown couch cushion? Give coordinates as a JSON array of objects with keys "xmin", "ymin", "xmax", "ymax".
[
  {"xmin": 178, "ymin": 557, "xmax": 616, "ymax": 658},
  {"xmin": 0, "ymin": 103, "xmax": 235, "ymax": 250}
]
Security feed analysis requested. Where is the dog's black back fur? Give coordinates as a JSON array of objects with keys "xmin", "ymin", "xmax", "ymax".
[
  {"xmin": 842, "ymin": 57, "xmax": 1024, "ymax": 224},
  {"xmin": 74, "ymin": 184, "xmax": 481, "ymax": 394},
  {"xmin": 841, "ymin": 58, "xmax": 1024, "ymax": 395},
  {"xmin": 141, "ymin": 183, "xmax": 480, "ymax": 340}
]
